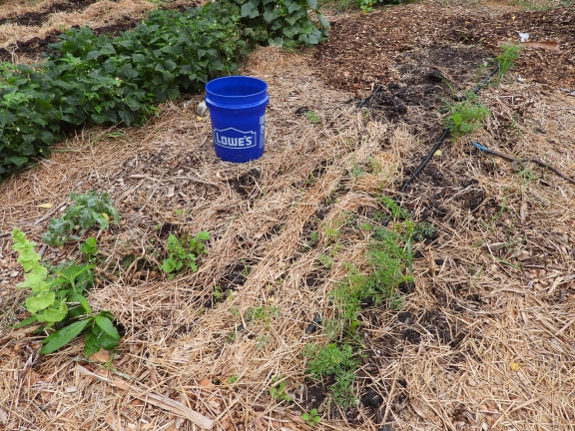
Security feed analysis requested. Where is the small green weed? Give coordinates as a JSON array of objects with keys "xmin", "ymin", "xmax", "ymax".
[
  {"xmin": 227, "ymin": 375, "xmax": 239, "ymax": 384},
  {"xmin": 246, "ymin": 305, "xmax": 280, "ymax": 324},
  {"xmin": 497, "ymin": 44, "xmax": 522, "ymax": 83},
  {"xmin": 309, "ymin": 230, "xmax": 320, "ymax": 244},
  {"xmin": 317, "ymin": 253, "xmax": 334, "ymax": 269},
  {"xmin": 350, "ymin": 160, "xmax": 363, "ymax": 178},
  {"xmin": 270, "ymin": 376, "xmax": 291, "ymax": 402},
  {"xmin": 304, "ymin": 343, "xmax": 358, "ymax": 407},
  {"xmin": 79, "ymin": 237, "xmax": 98, "ymax": 261},
  {"xmin": 413, "ymin": 221, "xmax": 436, "ymax": 242},
  {"xmin": 43, "ymin": 191, "xmax": 119, "ymax": 247},
  {"xmin": 445, "ymin": 92, "xmax": 491, "ymax": 138},
  {"xmin": 161, "ymin": 231, "xmax": 209, "ymax": 278},
  {"xmin": 302, "ymin": 409, "xmax": 321, "ymax": 427},
  {"xmin": 306, "ymin": 110, "xmax": 321, "ymax": 124},
  {"xmin": 213, "ymin": 285, "xmax": 224, "ymax": 302},
  {"xmin": 256, "ymin": 334, "xmax": 270, "ymax": 350},
  {"xmin": 379, "ymin": 195, "xmax": 410, "ymax": 220}
]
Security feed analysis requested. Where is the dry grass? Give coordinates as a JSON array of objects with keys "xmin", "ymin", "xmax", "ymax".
[
  {"xmin": 1, "ymin": 1, "xmax": 575, "ymax": 430},
  {"xmin": 0, "ymin": 0, "xmax": 200, "ymax": 53}
]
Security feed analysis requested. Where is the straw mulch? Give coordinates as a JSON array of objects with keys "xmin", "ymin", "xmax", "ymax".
[
  {"xmin": 1, "ymin": 1, "xmax": 575, "ymax": 430},
  {"xmin": 0, "ymin": 0, "xmax": 200, "ymax": 59}
]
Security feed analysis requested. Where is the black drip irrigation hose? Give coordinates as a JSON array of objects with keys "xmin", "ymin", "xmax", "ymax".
[
  {"xmin": 399, "ymin": 65, "xmax": 501, "ymax": 195},
  {"xmin": 357, "ymin": 85, "xmax": 382, "ymax": 110},
  {"xmin": 304, "ymin": 66, "xmax": 502, "ymax": 334}
]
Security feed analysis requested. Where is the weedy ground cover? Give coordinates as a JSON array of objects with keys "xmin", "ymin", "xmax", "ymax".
[
  {"xmin": 9, "ymin": 191, "xmax": 210, "ymax": 358},
  {"xmin": 303, "ymin": 197, "xmax": 420, "ymax": 407}
]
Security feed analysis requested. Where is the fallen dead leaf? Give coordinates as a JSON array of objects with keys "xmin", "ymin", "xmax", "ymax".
[
  {"xmin": 498, "ymin": 40, "xmax": 559, "ymax": 52},
  {"xmin": 89, "ymin": 348, "xmax": 111, "ymax": 363},
  {"xmin": 105, "ymin": 412, "xmax": 125, "ymax": 431},
  {"xmin": 198, "ymin": 377, "xmax": 214, "ymax": 388}
]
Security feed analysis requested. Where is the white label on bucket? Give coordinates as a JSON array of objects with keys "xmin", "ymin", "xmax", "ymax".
[
  {"xmin": 214, "ymin": 128, "xmax": 257, "ymax": 149},
  {"xmin": 259, "ymin": 115, "xmax": 265, "ymax": 149}
]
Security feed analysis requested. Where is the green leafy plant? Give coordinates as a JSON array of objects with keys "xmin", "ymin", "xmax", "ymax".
[
  {"xmin": 43, "ymin": 191, "xmax": 118, "ymax": 246},
  {"xmin": 270, "ymin": 376, "xmax": 291, "ymax": 402},
  {"xmin": 227, "ymin": 375, "xmax": 239, "ymax": 384},
  {"xmin": 354, "ymin": 0, "xmax": 406, "ymax": 13},
  {"xmin": 302, "ymin": 408, "xmax": 321, "ymax": 426},
  {"xmin": 231, "ymin": 0, "xmax": 329, "ymax": 47},
  {"xmin": 317, "ymin": 253, "xmax": 334, "ymax": 269},
  {"xmin": 161, "ymin": 231, "xmax": 209, "ymax": 278},
  {"xmin": 11, "ymin": 229, "xmax": 119, "ymax": 357},
  {"xmin": 256, "ymin": 334, "xmax": 270, "ymax": 350},
  {"xmin": 213, "ymin": 285, "xmax": 224, "ymax": 302},
  {"xmin": 445, "ymin": 92, "xmax": 491, "ymax": 138},
  {"xmin": 79, "ymin": 237, "xmax": 98, "ymax": 261},
  {"xmin": 379, "ymin": 195, "xmax": 410, "ymax": 220}
]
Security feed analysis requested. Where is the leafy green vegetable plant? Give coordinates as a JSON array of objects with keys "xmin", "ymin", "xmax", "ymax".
[
  {"xmin": 302, "ymin": 409, "xmax": 321, "ymax": 426},
  {"xmin": 231, "ymin": 0, "xmax": 329, "ymax": 47},
  {"xmin": 43, "ymin": 191, "xmax": 118, "ymax": 246},
  {"xmin": 0, "ymin": 0, "xmax": 329, "ymax": 175},
  {"xmin": 161, "ymin": 231, "xmax": 209, "ymax": 278},
  {"xmin": 11, "ymin": 229, "xmax": 119, "ymax": 357}
]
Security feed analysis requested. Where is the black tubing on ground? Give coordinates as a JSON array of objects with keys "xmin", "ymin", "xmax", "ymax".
[{"xmin": 398, "ymin": 64, "xmax": 501, "ymax": 195}]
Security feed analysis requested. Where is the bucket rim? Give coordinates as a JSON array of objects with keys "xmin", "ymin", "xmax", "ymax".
[{"xmin": 205, "ymin": 76, "xmax": 268, "ymax": 99}]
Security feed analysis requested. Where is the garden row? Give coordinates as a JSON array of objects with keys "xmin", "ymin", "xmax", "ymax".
[{"xmin": 0, "ymin": 0, "xmax": 329, "ymax": 175}]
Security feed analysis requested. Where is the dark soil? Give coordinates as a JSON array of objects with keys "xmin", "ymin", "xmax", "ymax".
[
  {"xmin": 0, "ymin": 0, "xmax": 97, "ymax": 26},
  {"xmin": 217, "ymin": 261, "xmax": 253, "ymax": 291}
]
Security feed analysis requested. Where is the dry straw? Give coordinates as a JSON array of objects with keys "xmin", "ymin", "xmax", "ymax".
[{"xmin": 1, "ymin": 2, "xmax": 575, "ymax": 430}]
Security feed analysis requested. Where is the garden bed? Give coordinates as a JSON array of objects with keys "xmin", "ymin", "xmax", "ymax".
[{"xmin": 1, "ymin": 1, "xmax": 575, "ymax": 430}]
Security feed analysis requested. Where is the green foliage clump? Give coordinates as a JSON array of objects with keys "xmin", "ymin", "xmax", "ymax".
[
  {"xmin": 232, "ymin": 0, "xmax": 329, "ymax": 48},
  {"xmin": 413, "ymin": 221, "xmax": 436, "ymax": 242},
  {"xmin": 161, "ymin": 231, "xmax": 209, "ymax": 278},
  {"xmin": 379, "ymin": 195, "xmax": 410, "ymax": 220},
  {"xmin": 497, "ymin": 44, "xmax": 522, "ymax": 82},
  {"xmin": 332, "ymin": 228, "xmax": 410, "ymax": 325},
  {"xmin": 354, "ymin": 0, "xmax": 407, "ymax": 14},
  {"xmin": 445, "ymin": 92, "xmax": 491, "ymax": 138},
  {"xmin": 43, "ymin": 191, "xmax": 118, "ymax": 246},
  {"xmin": 11, "ymin": 229, "xmax": 119, "ymax": 357},
  {"xmin": 0, "ymin": 0, "xmax": 329, "ymax": 175},
  {"xmin": 304, "ymin": 343, "xmax": 359, "ymax": 407}
]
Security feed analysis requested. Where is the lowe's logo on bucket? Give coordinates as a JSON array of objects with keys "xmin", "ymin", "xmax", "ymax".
[{"xmin": 214, "ymin": 128, "xmax": 257, "ymax": 149}]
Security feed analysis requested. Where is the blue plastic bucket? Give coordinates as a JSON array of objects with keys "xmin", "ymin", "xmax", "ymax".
[{"xmin": 205, "ymin": 76, "xmax": 269, "ymax": 163}]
